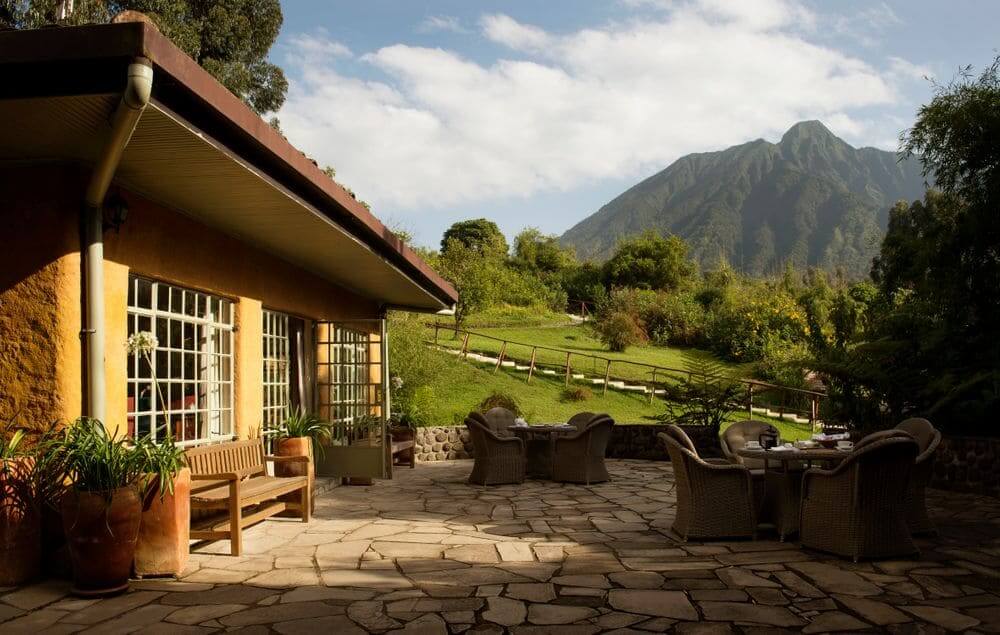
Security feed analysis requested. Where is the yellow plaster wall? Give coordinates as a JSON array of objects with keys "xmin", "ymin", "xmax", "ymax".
[
  {"xmin": 101, "ymin": 190, "xmax": 382, "ymax": 439},
  {"xmin": 235, "ymin": 298, "xmax": 263, "ymax": 440},
  {"xmin": 3, "ymin": 166, "xmax": 383, "ymax": 440},
  {"xmin": 0, "ymin": 166, "xmax": 82, "ymax": 430}
]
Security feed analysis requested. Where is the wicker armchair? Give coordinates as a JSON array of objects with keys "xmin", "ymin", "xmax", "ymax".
[
  {"xmin": 552, "ymin": 415, "xmax": 614, "ymax": 484},
  {"xmin": 465, "ymin": 416, "xmax": 525, "ymax": 485},
  {"xmin": 567, "ymin": 411, "xmax": 596, "ymax": 431},
  {"xmin": 896, "ymin": 418, "xmax": 941, "ymax": 535},
  {"xmin": 483, "ymin": 407, "xmax": 516, "ymax": 437},
  {"xmin": 658, "ymin": 425, "xmax": 757, "ymax": 541},
  {"xmin": 720, "ymin": 420, "xmax": 778, "ymax": 470},
  {"xmin": 799, "ymin": 436, "xmax": 919, "ymax": 561}
]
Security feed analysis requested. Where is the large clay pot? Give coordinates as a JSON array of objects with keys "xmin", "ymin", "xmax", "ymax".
[
  {"xmin": 134, "ymin": 467, "xmax": 190, "ymax": 578},
  {"xmin": 275, "ymin": 437, "xmax": 314, "ymax": 513},
  {"xmin": 62, "ymin": 486, "xmax": 141, "ymax": 596},
  {"xmin": 0, "ymin": 458, "xmax": 41, "ymax": 585}
]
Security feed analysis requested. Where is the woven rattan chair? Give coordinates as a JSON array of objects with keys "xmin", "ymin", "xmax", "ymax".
[
  {"xmin": 552, "ymin": 415, "xmax": 614, "ymax": 484},
  {"xmin": 483, "ymin": 407, "xmax": 516, "ymax": 437},
  {"xmin": 896, "ymin": 418, "xmax": 941, "ymax": 535},
  {"xmin": 721, "ymin": 420, "xmax": 778, "ymax": 470},
  {"xmin": 465, "ymin": 415, "xmax": 525, "ymax": 485},
  {"xmin": 567, "ymin": 411, "xmax": 596, "ymax": 431},
  {"xmin": 658, "ymin": 425, "xmax": 757, "ymax": 541},
  {"xmin": 799, "ymin": 436, "xmax": 919, "ymax": 561},
  {"xmin": 855, "ymin": 428, "xmax": 914, "ymax": 449}
]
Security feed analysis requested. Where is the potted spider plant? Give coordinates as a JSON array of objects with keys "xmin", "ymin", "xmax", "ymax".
[
  {"xmin": 125, "ymin": 329, "xmax": 190, "ymax": 577},
  {"xmin": 55, "ymin": 418, "xmax": 144, "ymax": 596},
  {"xmin": 133, "ymin": 435, "xmax": 189, "ymax": 578},
  {"xmin": 1, "ymin": 426, "xmax": 40, "ymax": 585},
  {"xmin": 275, "ymin": 409, "xmax": 331, "ymax": 511}
]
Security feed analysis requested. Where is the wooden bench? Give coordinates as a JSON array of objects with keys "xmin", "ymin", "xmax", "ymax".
[
  {"xmin": 390, "ymin": 427, "xmax": 415, "ymax": 469},
  {"xmin": 185, "ymin": 438, "xmax": 310, "ymax": 556}
]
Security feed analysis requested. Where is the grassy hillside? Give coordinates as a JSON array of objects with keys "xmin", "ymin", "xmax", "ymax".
[
  {"xmin": 430, "ymin": 321, "xmax": 750, "ymax": 384},
  {"xmin": 422, "ymin": 329, "xmax": 812, "ymax": 441}
]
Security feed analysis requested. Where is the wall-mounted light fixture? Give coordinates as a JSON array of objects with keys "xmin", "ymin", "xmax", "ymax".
[{"xmin": 103, "ymin": 191, "xmax": 129, "ymax": 233}]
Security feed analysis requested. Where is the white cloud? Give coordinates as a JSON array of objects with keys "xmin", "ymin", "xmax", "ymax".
[
  {"xmin": 287, "ymin": 30, "xmax": 352, "ymax": 59},
  {"xmin": 278, "ymin": 0, "xmax": 915, "ymax": 212},
  {"xmin": 418, "ymin": 15, "xmax": 468, "ymax": 34}
]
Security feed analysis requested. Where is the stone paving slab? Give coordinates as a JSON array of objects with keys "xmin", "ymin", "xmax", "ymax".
[{"xmin": 2, "ymin": 459, "xmax": 999, "ymax": 633}]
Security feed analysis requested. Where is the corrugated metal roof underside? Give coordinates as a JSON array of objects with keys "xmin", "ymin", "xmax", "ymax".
[{"xmin": 0, "ymin": 95, "xmax": 445, "ymax": 311}]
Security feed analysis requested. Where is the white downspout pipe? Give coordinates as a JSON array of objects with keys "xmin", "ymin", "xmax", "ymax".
[{"xmin": 83, "ymin": 58, "xmax": 153, "ymax": 423}]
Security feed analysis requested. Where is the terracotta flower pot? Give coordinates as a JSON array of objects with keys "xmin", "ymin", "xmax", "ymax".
[
  {"xmin": 62, "ymin": 486, "xmax": 141, "ymax": 596},
  {"xmin": 134, "ymin": 467, "xmax": 190, "ymax": 578},
  {"xmin": 275, "ymin": 437, "xmax": 314, "ymax": 513},
  {"xmin": 0, "ymin": 458, "xmax": 41, "ymax": 586}
]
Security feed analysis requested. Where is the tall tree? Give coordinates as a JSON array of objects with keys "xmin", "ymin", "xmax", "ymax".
[
  {"xmin": 603, "ymin": 231, "xmax": 695, "ymax": 291},
  {"xmin": 440, "ymin": 219, "xmax": 509, "ymax": 261},
  {"xmin": 512, "ymin": 227, "xmax": 575, "ymax": 274},
  {"xmin": 3, "ymin": 0, "xmax": 287, "ymax": 114}
]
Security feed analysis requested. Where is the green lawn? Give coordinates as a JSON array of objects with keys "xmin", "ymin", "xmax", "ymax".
[
  {"xmin": 429, "ymin": 321, "xmax": 749, "ymax": 384},
  {"xmin": 422, "ymin": 342, "xmax": 813, "ymax": 441}
]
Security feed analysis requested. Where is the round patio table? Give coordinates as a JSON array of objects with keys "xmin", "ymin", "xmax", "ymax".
[
  {"xmin": 507, "ymin": 425, "xmax": 576, "ymax": 479},
  {"xmin": 737, "ymin": 447, "xmax": 851, "ymax": 540}
]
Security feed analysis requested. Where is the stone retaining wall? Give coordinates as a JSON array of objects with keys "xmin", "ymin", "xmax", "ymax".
[
  {"xmin": 932, "ymin": 435, "xmax": 1000, "ymax": 498},
  {"xmin": 415, "ymin": 424, "xmax": 998, "ymax": 497},
  {"xmin": 415, "ymin": 426, "xmax": 474, "ymax": 462},
  {"xmin": 414, "ymin": 423, "xmax": 721, "ymax": 463}
]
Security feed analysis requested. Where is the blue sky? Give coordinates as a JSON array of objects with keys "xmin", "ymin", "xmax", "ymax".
[{"xmin": 274, "ymin": 0, "xmax": 999, "ymax": 249}]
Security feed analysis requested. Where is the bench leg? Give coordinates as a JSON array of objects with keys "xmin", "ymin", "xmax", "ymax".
[
  {"xmin": 229, "ymin": 482, "xmax": 242, "ymax": 556},
  {"xmin": 300, "ymin": 484, "xmax": 311, "ymax": 523}
]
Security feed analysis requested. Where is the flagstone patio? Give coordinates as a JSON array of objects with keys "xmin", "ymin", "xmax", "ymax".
[{"xmin": 2, "ymin": 459, "xmax": 999, "ymax": 633}]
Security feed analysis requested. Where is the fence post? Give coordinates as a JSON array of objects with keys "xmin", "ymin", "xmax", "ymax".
[
  {"xmin": 433, "ymin": 324, "xmax": 439, "ymax": 347},
  {"xmin": 460, "ymin": 332, "xmax": 470, "ymax": 358},
  {"xmin": 602, "ymin": 360, "xmax": 612, "ymax": 396},
  {"xmin": 747, "ymin": 383, "xmax": 754, "ymax": 418},
  {"xmin": 649, "ymin": 369, "xmax": 657, "ymax": 404},
  {"xmin": 494, "ymin": 341, "xmax": 507, "ymax": 374},
  {"xmin": 564, "ymin": 351, "xmax": 572, "ymax": 386},
  {"xmin": 527, "ymin": 347, "xmax": 537, "ymax": 383}
]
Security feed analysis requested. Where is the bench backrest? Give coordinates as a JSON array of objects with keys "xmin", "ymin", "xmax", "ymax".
[{"xmin": 185, "ymin": 439, "xmax": 266, "ymax": 479}]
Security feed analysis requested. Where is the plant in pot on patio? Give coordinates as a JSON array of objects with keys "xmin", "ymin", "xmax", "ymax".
[
  {"xmin": 133, "ymin": 435, "xmax": 189, "ymax": 578},
  {"xmin": 1, "ymin": 426, "xmax": 40, "ymax": 586},
  {"xmin": 52, "ymin": 417, "xmax": 145, "ymax": 596},
  {"xmin": 275, "ymin": 409, "xmax": 331, "ymax": 511},
  {"xmin": 126, "ymin": 329, "xmax": 190, "ymax": 578}
]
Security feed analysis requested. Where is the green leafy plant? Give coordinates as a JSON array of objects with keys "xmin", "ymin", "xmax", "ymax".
[
  {"xmin": 655, "ymin": 355, "xmax": 744, "ymax": 431},
  {"xmin": 476, "ymin": 391, "xmax": 523, "ymax": 417},
  {"xmin": 1, "ymin": 428, "xmax": 26, "ymax": 461},
  {"xmin": 278, "ymin": 409, "xmax": 332, "ymax": 457},
  {"xmin": 50, "ymin": 418, "xmax": 143, "ymax": 498},
  {"xmin": 561, "ymin": 387, "xmax": 592, "ymax": 403},
  {"xmin": 133, "ymin": 435, "xmax": 186, "ymax": 500}
]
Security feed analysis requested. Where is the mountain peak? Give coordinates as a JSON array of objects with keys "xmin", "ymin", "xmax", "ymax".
[{"xmin": 780, "ymin": 120, "xmax": 838, "ymax": 144}]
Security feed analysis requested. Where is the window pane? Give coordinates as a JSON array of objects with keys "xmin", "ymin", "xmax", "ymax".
[{"xmin": 127, "ymin": 275, "xmax": 234, "ymax": 445}]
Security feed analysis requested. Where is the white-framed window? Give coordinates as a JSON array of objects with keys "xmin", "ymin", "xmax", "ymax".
[
  {"xmin": 262, "ymin": 309, "xmax": 291, "ymax": 431},
  {"xmin": 127, "ymin": 275, "xmax": 234, "ymax": 446},
  {"xmin": 316, "ymin": 324, "xmax": 379, "ymax": 440}
]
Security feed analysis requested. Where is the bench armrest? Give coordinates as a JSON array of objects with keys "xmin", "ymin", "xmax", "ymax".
[
  {"xmin": 265, "ymin": 455, "xmax": 310, "ymax": 464},
  {"xmin": 191, "ymin": 472, "xmax": 240, "ymax": 481}
]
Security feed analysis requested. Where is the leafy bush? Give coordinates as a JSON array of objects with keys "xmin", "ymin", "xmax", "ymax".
[
  {"xmin": 655, "ymin": 356, "xmax": 744, "ymax": 430},
  {"xmin": 476, "ymin": 391, "xmax": 522, "ymax": 417},
  {"xmin": 394, "ymin": 385, "xmax": 436, "ymax": 427},
  {"xmin": 560, "ymin": 387, "xmax": 592, "ymax": 403},
  {"xmin": 753, "ymin": 337, "xmax": 810, "ymax": 391},
  {"xmin": 593, "ymin": 310, "xmax": 647, "ymax": 352},
  {"xmin": 643, "ymin": 291, "xmax": 707, "ymax": 347},
  {"xmin": 705, "ymin": 287, "xmax": 808, "ymax": 362}
]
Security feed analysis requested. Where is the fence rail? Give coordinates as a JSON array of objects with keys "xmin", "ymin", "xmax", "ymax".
[{"xmin": 428, "ymin": 323, "xmax": 827, "ymax": 426}]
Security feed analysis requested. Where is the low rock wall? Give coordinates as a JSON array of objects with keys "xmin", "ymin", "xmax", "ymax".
[
  {"xmin": 414, "ymin": 423, "xmax": 721, "ymax": 463},
  {"xmin": 932, "ymin": 435, "xmax": 1000, "ymax": 498},
  {"xmin": 415, "ymin": 424, "xmax": 998, "ymax": 497}
]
